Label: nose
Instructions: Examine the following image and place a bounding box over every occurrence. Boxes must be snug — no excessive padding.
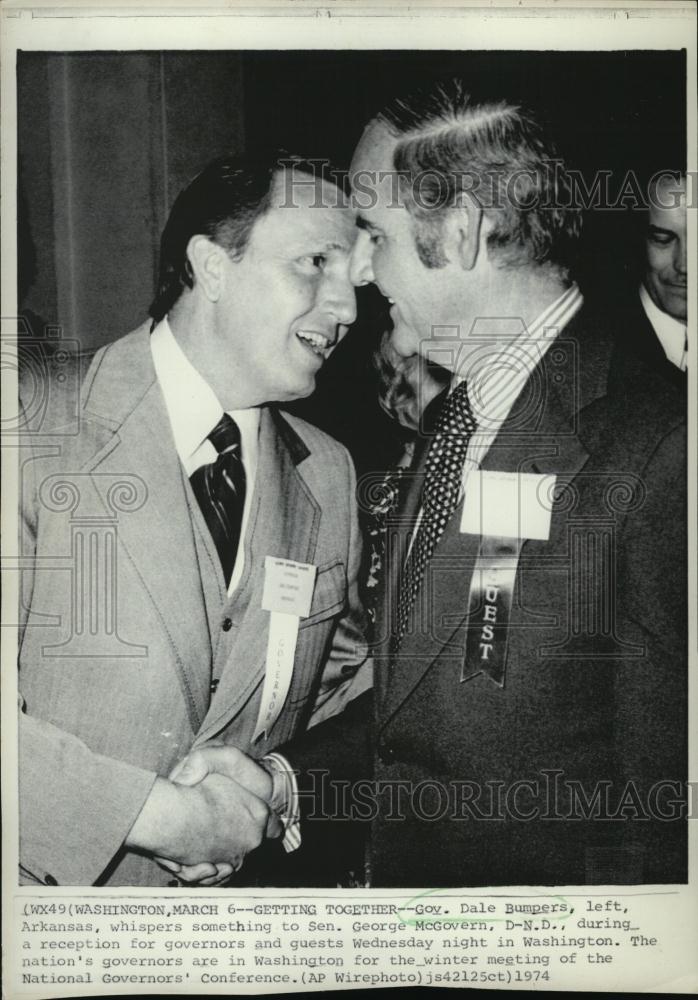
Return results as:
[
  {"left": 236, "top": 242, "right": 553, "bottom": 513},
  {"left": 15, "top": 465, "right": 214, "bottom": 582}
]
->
[
  {"left": 349, "top": 230, "right": 375, "bottom": 287},
  {"left": 322, "top": 264, "right": 357, "bottom": 327},
  {"left": 673, "top": 235, "right": 687, "bottom": 276}
]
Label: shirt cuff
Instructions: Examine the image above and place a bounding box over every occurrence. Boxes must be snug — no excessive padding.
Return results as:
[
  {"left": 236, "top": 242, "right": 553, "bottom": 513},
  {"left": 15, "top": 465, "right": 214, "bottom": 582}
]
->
[{"left": 262, "top": 752, "right": 301, "bottom": 853}]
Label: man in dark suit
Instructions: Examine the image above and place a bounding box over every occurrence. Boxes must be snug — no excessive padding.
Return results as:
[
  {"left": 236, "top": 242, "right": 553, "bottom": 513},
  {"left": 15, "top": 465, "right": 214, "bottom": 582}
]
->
[
  {"left": 256, "top": 83, "right": 686, "bottom": 887},
  {"left": 177, "top": 86, "right": 687, "bottom": 888},
  {"left": 18, "top": 153, "right": 371, "bottom": 886}
]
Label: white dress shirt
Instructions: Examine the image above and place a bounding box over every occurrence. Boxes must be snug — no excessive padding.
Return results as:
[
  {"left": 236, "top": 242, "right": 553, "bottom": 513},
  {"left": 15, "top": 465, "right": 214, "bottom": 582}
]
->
[
  {"left": 639, "top": 283, "right": 688, "bottom": 371},
  {"left": 150, "top": 318, "right": 260, "bottom": 595},
  {"left": 457, "top": 282, "right": 584, "bottom": 485},
  {"left": 151, "top": 318, "right": 300, "bottom": 855}
]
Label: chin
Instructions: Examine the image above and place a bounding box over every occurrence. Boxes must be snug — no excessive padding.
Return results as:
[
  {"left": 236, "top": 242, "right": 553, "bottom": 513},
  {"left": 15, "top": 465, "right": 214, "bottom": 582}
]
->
[
  {"left": 660, "top": 293, "right": 687, "bottom": 322},
  {"left": 278, "top": 378, "right": 316, "bottom": 403},
  {"left": 392, "top": 329, "right": 420, "bottom": 359}
]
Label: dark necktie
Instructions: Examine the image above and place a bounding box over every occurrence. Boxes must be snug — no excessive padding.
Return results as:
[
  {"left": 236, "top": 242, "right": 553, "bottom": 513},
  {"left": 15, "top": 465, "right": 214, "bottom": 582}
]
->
[
  {"left": 189, "top": 414, "right": 246, "bottom": 587},
  {"left": 393, "top": 381, "right": 477, "bottom": 650}
]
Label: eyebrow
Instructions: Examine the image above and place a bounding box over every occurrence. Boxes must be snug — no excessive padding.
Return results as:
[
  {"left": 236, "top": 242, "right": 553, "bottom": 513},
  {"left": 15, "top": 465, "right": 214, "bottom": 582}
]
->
[
  {"left": 648, "top": 225, "right": 677, "bottom": 237},
  {"left": 355, "top": 215, "right": 381, "bottom": 233},
  {"left": 288, "top": 238, "right": 351, "bottom": 255}
]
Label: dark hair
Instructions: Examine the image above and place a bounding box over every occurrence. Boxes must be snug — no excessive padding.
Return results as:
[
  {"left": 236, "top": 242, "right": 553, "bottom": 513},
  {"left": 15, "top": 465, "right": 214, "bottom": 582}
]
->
[
  {"left": 149, "top": 151, "right": 340, "bottom": 322},
  {"left": 376, "top": 79, "right": 582, "bottom": 274}
]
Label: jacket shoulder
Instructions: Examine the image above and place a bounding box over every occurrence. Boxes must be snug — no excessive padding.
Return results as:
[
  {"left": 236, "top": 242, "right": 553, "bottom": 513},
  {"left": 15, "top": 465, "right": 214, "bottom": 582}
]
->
[
  {"left": 572, "top": 306, "right": 685, "bottom": 445},
  {"left": 17, "top": 322, "right": 151, "bottom": 436},
  {"left": 607, "top": 338, "right": 685, "bottom": 439},
  {"left": 18, "top": 340, "right": 99, "bottom": 436}
]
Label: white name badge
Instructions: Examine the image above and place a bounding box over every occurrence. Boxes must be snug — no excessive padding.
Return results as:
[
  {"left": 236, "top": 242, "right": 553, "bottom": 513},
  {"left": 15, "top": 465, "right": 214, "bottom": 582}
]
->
[
  {"left": 460, "top": 470, "right": 556, "bottom": 541},
  {"left": 254, "top": 558, "right": 317, "bottom": 742},
  {"left": 262, "top": 556, "right": 317, "bottom": 617}
]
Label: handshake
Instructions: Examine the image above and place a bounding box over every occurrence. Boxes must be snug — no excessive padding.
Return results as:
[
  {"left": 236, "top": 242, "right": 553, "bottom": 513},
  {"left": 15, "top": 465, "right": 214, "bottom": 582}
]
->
[{"left": 126, "top": 745, "right": 285, "bottom": 886}]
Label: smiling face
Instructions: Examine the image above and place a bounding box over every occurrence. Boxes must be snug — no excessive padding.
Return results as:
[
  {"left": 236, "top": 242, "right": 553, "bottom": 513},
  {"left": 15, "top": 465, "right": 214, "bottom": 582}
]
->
[
  {"left": 202, "top": 169, "right": 357, "bottom": 407},
  {"left": 644, "top": 176, "right": 687, "bottom": 322},
  {"left": 348, "top": 123, "right": 469, "bottom": 369}
]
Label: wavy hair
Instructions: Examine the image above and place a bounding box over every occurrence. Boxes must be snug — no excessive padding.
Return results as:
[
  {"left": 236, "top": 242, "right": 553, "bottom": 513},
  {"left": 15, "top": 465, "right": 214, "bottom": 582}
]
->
[{"left": 376, "top": 80, "right": 582, "bottom": 274}]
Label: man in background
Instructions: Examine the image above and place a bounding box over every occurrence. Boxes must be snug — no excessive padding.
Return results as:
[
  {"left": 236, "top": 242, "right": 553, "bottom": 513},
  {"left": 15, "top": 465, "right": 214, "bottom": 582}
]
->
[
  {"left": 639, "top": 171, "right": 688, "bottom": 378},
  {"left": 615, "top": 171, "right": 688, "bottom": 389},
  {"left": 18, "top": 153, "right": 370, "bottom": 886}
]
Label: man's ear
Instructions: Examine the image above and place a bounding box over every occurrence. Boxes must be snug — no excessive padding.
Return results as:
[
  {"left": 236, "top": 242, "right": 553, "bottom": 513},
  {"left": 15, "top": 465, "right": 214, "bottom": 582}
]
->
[
  {"left": 444, "top": 192, "right": 483, "bottom": 271},
  {"left": 186, "top": 235, "right": 225, "bottom": 302}
]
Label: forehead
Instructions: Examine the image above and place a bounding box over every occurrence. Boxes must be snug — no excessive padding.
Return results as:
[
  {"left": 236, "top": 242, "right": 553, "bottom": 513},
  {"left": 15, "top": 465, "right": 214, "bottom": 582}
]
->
[
  {"left": 350, "top": 123, "right": 405, "bottom": 220},
  {"left": 249, "top": 170, "right": 355, "bottom": 252},
  {"left": 648, "top": 178, "right": 687, "bottom": 232},
  {"left": 351, "top": 122, "right": 397, "bottom": 175}
]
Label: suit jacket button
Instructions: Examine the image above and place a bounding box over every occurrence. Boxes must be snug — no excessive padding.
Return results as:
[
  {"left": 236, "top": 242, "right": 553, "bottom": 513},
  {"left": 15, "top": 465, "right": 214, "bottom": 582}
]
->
[
  {"left": 44, "top": 873, "right": 58, "bottom": 886},
  {"left": 222, "top": 617, "right": 233, "bottom": 631}
]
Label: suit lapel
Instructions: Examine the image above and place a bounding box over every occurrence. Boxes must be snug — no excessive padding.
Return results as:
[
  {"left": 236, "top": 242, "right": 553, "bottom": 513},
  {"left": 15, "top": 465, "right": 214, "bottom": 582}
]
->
[
  {"left": 381, "top": 328, "right": 598, "bottom": 725},
  {"left": 195, "top": 407, "right": 321, "bottom": 743},
  {"left": 80, "top": 326, "right": 211, "bottom": 729}
]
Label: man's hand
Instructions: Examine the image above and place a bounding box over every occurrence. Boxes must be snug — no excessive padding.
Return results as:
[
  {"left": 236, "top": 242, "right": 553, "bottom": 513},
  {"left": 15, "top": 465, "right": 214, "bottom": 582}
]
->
[
  {"left": 156, "top": 744, "right": 283, "bottom": 885},
  {"left": 171, "top": 744, "right": 274, "bottom": 802},
  {"left": 126, "top": 769, "right": 271, "bottom": 879}
]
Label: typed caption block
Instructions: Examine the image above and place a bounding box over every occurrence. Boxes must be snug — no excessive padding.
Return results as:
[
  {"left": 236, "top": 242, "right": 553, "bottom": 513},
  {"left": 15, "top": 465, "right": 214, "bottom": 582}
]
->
[{"left": 6, "top": 887, "right": 697, "bottom": 996}]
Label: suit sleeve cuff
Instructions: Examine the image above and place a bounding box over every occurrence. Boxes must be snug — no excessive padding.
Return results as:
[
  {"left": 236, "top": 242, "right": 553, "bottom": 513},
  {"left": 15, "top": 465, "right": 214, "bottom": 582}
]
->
[{"left": 262, "top": 752, "right": 301, "bottom": 853}]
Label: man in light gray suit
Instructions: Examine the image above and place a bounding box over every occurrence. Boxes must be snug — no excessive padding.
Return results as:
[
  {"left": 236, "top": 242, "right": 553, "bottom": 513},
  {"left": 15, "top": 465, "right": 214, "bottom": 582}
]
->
[{"left": 18, "top": 153, "right": 371, "bottom": 887}]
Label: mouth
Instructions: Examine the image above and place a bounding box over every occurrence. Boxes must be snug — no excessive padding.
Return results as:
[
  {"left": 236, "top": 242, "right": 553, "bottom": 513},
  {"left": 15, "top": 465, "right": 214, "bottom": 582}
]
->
[{"left": 296, "top": 329, "right": 335, "bottom": 360}]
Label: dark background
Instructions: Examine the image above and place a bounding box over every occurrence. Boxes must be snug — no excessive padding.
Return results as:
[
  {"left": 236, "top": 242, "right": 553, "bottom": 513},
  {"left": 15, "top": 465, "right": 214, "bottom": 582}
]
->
[{"left": 17, "top": 49, "right": 686, "bottom": 471}]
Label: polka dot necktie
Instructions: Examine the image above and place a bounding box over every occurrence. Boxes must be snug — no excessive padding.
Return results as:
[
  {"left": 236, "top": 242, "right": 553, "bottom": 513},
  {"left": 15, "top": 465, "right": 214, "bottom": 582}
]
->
[
  {"left": 189, "top": 413, "right": 246, "bottom": 587},
  {"left": 393, "top": 381, "right": 477, "bottom": 651}
]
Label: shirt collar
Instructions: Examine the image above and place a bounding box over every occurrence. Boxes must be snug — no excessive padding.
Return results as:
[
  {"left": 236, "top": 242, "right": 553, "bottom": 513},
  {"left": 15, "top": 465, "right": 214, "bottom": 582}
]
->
[
  {"left": 150, "top": 317, "right": 260, "bottom": 466},
  {"left": 639, "top": 284, "right": 688, "bottom": 370},
  {"left": 452, "top": 283, "right": 584, "bottom": 428}
]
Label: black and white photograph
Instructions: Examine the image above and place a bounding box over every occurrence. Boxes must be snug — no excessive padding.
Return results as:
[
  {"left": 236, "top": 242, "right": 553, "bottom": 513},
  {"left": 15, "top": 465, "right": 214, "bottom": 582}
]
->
[{"left": 2, "top": 2, "right": 696, "bottom": 995}]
